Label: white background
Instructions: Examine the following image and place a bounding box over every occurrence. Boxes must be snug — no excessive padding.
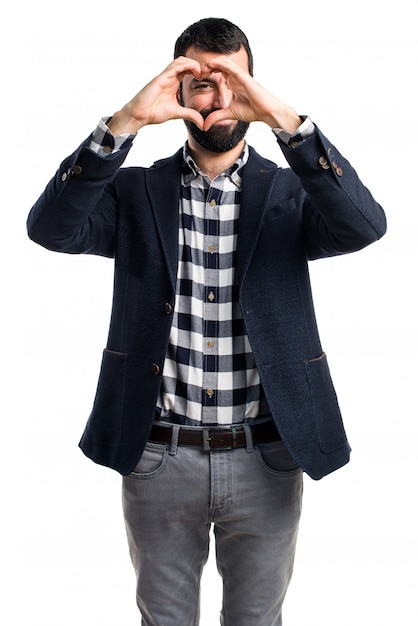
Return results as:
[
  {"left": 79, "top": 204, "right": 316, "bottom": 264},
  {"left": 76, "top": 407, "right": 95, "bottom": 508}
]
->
[{"left": 1, "top": 1, "right": 417, "bottom": 624}]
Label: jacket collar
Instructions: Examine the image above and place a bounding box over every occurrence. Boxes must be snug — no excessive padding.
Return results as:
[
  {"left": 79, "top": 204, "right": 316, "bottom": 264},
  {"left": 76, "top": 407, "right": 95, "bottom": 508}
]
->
[
  {"left": 236, "top": 147, "right": 279, "bottom": 287},
  {"left": 144, "top": 146, "right": 279, "bottom": 292}
]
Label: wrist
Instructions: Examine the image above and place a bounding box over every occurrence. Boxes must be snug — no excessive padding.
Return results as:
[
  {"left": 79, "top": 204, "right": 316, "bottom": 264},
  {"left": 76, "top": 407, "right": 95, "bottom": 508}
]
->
[
  {"left": 266, "top": 107, "right": 302, "bottom": 134},
  {"left": 106, "top": 107, "right": 145, "bottom": 137}
]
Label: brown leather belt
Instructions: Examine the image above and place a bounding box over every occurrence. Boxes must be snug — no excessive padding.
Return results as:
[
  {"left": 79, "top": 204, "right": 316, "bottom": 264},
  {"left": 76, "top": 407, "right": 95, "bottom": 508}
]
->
[{"left": 148, "top": 420, "right": 280, "bottom": 451}]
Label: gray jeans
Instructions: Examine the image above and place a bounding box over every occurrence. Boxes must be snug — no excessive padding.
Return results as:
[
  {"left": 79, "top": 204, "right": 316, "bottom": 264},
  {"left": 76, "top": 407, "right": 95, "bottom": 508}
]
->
[{"left": 122, "top": 428, "right": 303, "bottom": 626}]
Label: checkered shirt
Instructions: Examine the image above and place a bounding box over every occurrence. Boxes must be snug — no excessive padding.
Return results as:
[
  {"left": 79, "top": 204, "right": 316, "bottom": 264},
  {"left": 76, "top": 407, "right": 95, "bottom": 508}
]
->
[
  {"left": 154, "top": 144, "right": 268, "bottom": 426},
  {"left": 89, "top": 116, "right": 314, "bottom": 426}
]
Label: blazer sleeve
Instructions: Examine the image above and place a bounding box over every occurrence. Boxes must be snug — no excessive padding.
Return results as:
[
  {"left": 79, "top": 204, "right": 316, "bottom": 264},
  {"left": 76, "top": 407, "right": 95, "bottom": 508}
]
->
[
  {"left": 27, "top": 136, "right": 132, "bottom": 257},
  {"left": 277, "top": 124, "right": 387, "bottom": 259}
]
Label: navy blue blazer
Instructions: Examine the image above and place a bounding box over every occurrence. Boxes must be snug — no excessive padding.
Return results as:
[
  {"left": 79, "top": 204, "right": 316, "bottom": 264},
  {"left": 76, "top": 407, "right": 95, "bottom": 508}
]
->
[{"left": 27, "top": 125, "right": 386, "bottom": 479}]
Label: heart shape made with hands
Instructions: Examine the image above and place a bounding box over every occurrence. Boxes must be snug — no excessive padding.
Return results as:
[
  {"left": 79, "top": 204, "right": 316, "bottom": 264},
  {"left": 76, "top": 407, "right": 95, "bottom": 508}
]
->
[{"left": 175, "top": 49, "right": 254, "bottom": 130}]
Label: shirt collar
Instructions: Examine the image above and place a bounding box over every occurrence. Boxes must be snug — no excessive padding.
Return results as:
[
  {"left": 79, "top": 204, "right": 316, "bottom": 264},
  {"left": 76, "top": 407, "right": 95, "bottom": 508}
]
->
[{"left": 182, "top": 142, "right": 249, "bottom": 187}]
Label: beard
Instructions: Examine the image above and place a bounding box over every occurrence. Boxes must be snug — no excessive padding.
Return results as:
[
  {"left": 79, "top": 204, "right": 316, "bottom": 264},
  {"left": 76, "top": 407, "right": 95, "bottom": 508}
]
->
[{"left": 184, "top": 109, "right": 250, "bottom": 153}]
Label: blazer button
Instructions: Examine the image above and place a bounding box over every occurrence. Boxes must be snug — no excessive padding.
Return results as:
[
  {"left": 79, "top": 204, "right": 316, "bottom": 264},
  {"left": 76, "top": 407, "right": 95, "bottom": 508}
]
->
[
  {"left": 72, "top": 164, "right": 83, "bottom": 175},
  {"left": 152, "top": 363, "right": 161, "bottom": 375},
  {"left": 319, "top": 156, "right": 330, "bottom": 169},
  {"left": 164, "top": 303, "right": 173, "bottom": 315}
]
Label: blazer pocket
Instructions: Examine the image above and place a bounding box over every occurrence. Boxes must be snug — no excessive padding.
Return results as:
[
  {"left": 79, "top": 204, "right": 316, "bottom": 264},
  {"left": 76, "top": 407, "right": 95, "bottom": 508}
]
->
[
  {"left": 262, "top": 197, "right": 297, "bottom": 223},
  {"left": 86, "top": 349, "right": 128, "bottom": 446},
  {"left": 304, "top": 352, "right": 348, "bottom": 453}
]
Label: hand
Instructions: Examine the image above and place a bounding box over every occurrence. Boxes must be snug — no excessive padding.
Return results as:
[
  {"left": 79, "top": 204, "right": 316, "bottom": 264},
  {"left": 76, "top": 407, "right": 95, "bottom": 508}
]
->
[
  {"left": 107, "top": 57, "right": 207, "bottom": 136},
  {"left": 200, "top": 55, "right": 301, "bottom": 134}
]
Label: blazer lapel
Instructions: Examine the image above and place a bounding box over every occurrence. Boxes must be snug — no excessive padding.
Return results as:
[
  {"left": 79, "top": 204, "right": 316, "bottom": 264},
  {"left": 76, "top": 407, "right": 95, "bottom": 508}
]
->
[
  {"left": 236, "top": 149, "right": 279, "bottom": 288},
  {"left": 144, "top": 149, "right": 183, "bottom": 292}
]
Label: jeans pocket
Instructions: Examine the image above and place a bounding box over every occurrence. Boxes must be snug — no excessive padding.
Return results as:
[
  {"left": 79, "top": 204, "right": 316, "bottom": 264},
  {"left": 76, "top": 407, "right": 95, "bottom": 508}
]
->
[
  {"left": 129, "top": 443, "right": 168, "bottom": 479},
  {"left": 255, "top": 439, "right": 301, "bottom": 476}
]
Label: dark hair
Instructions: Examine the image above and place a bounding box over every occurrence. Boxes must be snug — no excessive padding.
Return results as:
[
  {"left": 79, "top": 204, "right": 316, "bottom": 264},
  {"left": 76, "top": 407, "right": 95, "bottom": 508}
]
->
[{"left": 174, "top": 17, "right": 253, "bottom": 76}]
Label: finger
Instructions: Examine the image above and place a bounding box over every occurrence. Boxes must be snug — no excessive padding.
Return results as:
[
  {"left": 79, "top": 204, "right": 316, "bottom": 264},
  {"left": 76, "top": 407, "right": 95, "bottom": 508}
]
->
[
  {"left": 203, "top": 108, "right": 235, "bottom": 131},
  {"left": 179, "top": 107, "right": 205, "bottom": 129},
  {"left": 153, "top": 60, "right": 200, "bottom": 95},
  {"left": 170, "top": 56, "right": 203, "bottom": 81},
  {"left": 205, "top": 55, "right": 242, "bottom": 76}
]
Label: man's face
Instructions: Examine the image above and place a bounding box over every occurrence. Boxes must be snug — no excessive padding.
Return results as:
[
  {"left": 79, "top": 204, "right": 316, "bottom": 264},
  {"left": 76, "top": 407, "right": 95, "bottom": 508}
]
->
[{"left": 180, "top": 46, "right": 250, "bottom": 153}]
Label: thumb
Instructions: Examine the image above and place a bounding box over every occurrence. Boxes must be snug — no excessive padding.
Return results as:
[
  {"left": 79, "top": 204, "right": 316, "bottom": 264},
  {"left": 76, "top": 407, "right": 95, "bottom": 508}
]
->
[
  {"left": 180, "top": 107, "right": 205, "bottom": 129},
  {"left": 202, "top": 107, "right": 234, "bottom": 131}
]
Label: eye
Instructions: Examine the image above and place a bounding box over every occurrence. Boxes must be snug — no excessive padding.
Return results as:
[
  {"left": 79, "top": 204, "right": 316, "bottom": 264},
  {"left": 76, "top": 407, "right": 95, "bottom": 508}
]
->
[{"left": 194, "top": 82, "right": 213, "bottom": 91}]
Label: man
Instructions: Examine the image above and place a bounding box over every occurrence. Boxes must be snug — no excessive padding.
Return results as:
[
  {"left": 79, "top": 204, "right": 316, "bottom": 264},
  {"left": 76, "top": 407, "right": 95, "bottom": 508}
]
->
[{"left": 27, "top": 17, "right": 386, "bottom": 626}]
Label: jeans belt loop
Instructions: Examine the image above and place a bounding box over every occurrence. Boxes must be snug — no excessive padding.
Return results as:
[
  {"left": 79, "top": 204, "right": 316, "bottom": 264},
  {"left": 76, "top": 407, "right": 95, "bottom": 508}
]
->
[
  {"left": 243, "top": 423, "right": 254, "bottom": 452},
  {"left": 169, "top": 424, "right": 180, "bottom": 456},
  {"left": 231, "top": 425, "right": 239, "bottom": 449},
  {"left": 203, "top": 428, "right": 212, "bottom": 452}
]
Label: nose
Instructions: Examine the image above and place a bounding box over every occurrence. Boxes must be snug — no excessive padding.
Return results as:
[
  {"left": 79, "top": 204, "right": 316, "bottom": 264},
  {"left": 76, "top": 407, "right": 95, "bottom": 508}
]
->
[{"left": 213, "top": 82, "right": 232, "bottom": 109}]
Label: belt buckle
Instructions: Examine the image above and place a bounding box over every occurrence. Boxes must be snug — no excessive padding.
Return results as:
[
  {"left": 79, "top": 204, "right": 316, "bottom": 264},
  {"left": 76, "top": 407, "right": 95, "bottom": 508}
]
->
[
  {"left": 202, "top": 426, "right": 242, "bottom": 452},
  {"left": 203, "top": 428, "right": 212, "bottom": 452}
]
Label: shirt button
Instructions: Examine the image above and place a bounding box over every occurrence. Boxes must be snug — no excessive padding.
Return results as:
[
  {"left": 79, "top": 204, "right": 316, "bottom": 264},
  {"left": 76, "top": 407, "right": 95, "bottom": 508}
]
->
[
  {"left": 207, "top": 389, "right": 215, "bottom": 398},
  {"left": 209, "top": 199, "right": 216, "bottom": 207},
  {"left": 208, "top": 291, "right": 216, "bottom": 302},
  {"left": 207, "top": 340, "right": 215, "bottom": 348},
  {"left": 208, "top": 244, "right": 216, "bottom": 254},
  {"left": 103, "top": 145, "right": 112, "bottom": 154}
]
